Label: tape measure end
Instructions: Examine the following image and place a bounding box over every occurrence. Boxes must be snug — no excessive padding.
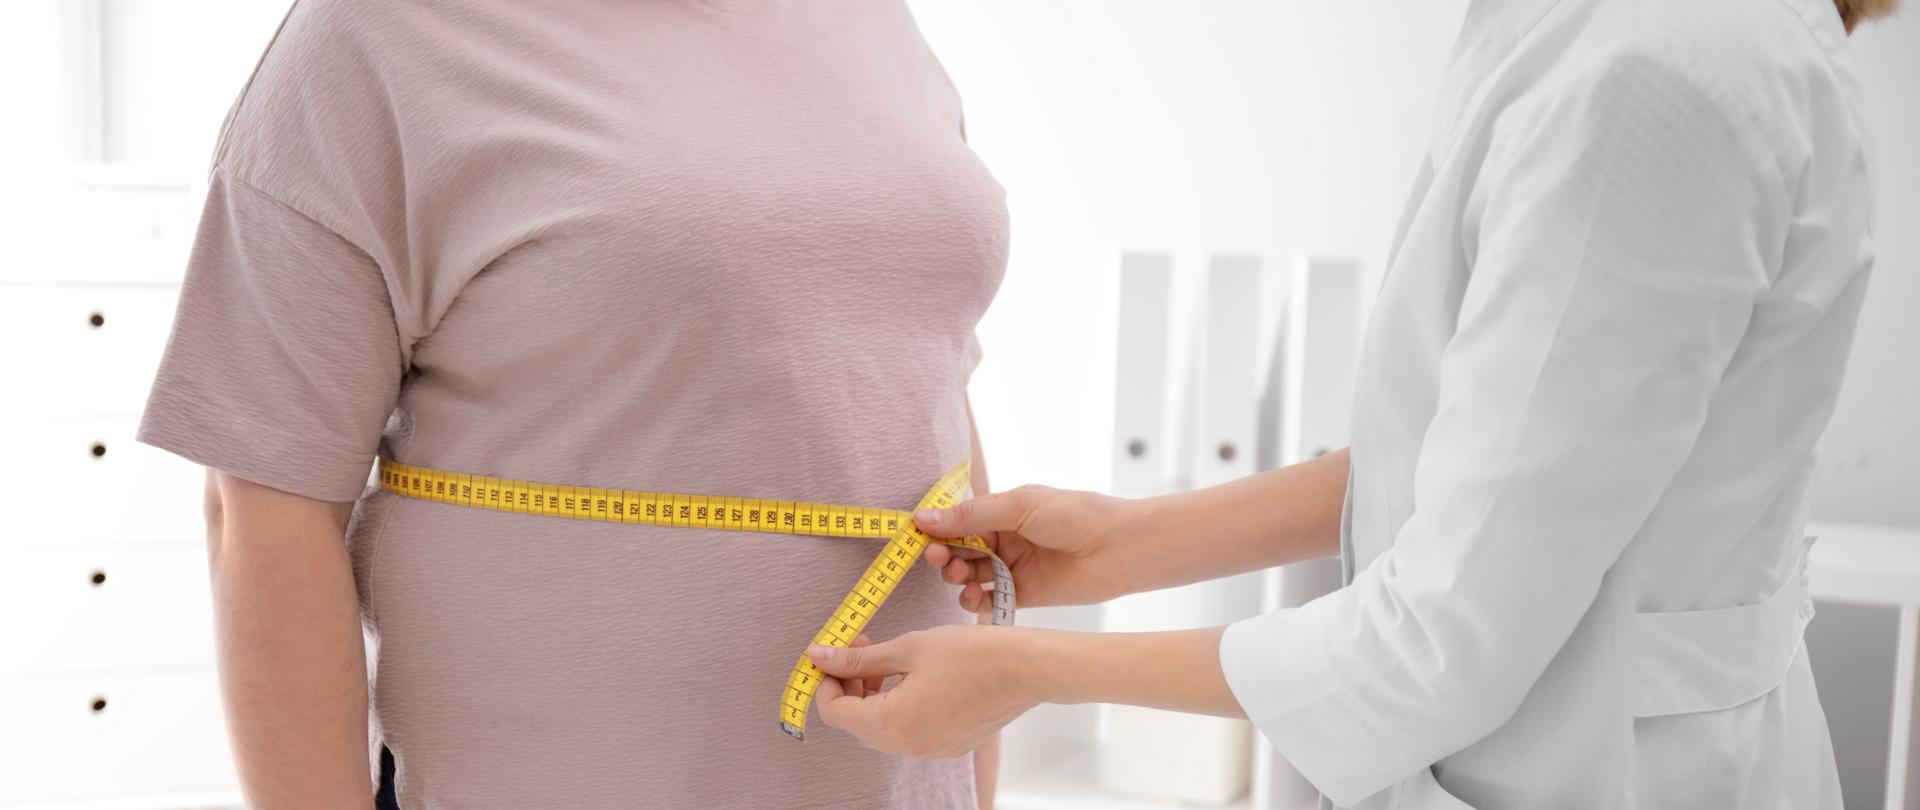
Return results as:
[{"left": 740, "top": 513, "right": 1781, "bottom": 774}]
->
[{"left": 780, "top": 723, "right": 807, "bottom": 742}]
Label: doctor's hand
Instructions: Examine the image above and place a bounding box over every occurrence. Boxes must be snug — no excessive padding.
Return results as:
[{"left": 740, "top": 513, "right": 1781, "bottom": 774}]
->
[
  {"left": 925, "top": 452, "right": 1354, "bottom": 610},
  {"left": 916, "top": 486, "right": 1139, "bottom": 610},
  {"left": 810, "top": 624, "right": 1243, "bottom": 759},
  {"left": 809, "top": 625, "right": 1043, "bottom": 758}
]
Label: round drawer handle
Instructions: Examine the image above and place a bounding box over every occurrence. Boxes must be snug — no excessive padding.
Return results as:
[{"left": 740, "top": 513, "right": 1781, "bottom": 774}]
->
[
  {"left": 1217, "top": 442, "right": 1237, "bottom": 462},
  {"left": 90, "top": 570, "right": 107, "bottom": 586},
  {"left": 88, "top": 312, "right": 105, "bottom": 328},
  {"left": 91, "top": 442, "right": 107, "bottom": 459},
  {"left": 1126, "top": 438, "right": 1148, "bottom": 459},
  {"left": 90, "top": 697, "right": 108, "bottom": 713}
]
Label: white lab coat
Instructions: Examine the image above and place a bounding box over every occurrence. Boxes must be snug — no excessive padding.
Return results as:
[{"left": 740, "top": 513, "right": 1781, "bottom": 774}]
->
[{"left": 1218, "top": 0, "right": 1874, "bottom": 806}]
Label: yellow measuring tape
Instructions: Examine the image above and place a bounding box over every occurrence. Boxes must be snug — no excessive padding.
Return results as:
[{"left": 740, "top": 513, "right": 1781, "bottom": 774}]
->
[{"left": 374, "top": 457, "right": 1016, "bottom": 741}]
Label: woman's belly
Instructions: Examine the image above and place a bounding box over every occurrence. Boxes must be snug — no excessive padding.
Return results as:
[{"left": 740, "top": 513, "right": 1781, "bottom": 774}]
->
[{"left": 349, "top": 482, "right": 978, "bottom": 808}]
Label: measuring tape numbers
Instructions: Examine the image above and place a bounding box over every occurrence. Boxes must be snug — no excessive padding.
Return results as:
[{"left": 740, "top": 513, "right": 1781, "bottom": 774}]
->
[{"left": 374, "top": 457, "right": 1016, "bottom": 741}]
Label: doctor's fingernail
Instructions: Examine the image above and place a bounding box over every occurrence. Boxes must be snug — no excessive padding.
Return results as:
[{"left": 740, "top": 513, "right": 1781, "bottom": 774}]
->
[
  {"left": 914, "top": 508, "right": 943, "bottom": 527},
  {"left": 808, "top": 644, "right": 835, "bottom": 662}
]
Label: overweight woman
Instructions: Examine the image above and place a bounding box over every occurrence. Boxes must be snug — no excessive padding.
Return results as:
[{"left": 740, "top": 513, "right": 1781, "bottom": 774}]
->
[
  {"left": 137, "top": 0, "right": 1006, "bottom": 807},
  {"left": 807, "top": 0, "right": 1896, "bottom": 806}
]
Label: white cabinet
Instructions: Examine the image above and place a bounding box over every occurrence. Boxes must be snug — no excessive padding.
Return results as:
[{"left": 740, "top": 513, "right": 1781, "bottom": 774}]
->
[
  {"left": 0, "top": 670, "right": 238, "bottom": 808},
  {"left": 2, "top": 169, "right": 238, "bottom": 805},
  {"left": 2, "top": 179, "right": 197, "bottom": 286},
  {"left": 1804, "top": 523, "right": 1920, "bottom": 810},
  {"left": 1, "top": 286, "right": 181, "bottom": 418},
  {"left": 0, "top": 417, "right": 207, "bottom": 546},
  {"left": 0, "top": 545, "right": 215, "bottom": 677},
  {"left": 3, "top": 5, "right": 310, "bottom": 807},
  {"left": 0, "top": 279, "right": 237, "bottom": 808}
]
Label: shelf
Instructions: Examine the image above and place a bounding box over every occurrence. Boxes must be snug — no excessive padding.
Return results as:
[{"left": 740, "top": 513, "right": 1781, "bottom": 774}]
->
[
  {"left": 9, "top": 790, "right": 240, "bottom": 810},
  {"left": 1805, "top": 521, "right": 1920, "bottom": 607},
  {"left": 1000, "top": 747, "right": 1252, "bottom": 810}
]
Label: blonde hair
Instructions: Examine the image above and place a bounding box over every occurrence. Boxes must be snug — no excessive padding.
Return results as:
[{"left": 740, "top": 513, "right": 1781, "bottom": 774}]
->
[{"left": 1837, "top": 0, "right": 1902, "bottom": 32}]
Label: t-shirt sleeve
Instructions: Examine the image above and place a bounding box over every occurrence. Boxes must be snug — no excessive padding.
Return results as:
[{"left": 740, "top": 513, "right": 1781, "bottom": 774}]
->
[{"left": 136, "top": 166, "right": 405, "bottom": 503}]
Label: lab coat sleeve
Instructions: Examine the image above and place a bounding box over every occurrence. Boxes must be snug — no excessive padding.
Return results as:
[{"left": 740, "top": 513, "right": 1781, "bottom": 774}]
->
[{"left": 1218, "top": 51, "right": 1788, "bottom": 805}]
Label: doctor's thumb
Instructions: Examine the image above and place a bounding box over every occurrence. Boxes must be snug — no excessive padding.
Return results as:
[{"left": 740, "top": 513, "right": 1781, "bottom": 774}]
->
[
  {"left": 915, "top": 489, "right": 1034, "bottom": 539},
  {"left": 809, "top": 639, "right": 906, "bottom": 679}
]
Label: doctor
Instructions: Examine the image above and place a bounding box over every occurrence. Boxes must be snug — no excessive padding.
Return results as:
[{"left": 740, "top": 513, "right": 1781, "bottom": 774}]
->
[{"left": 804, "top": 0, "right": 1898, "bottom": 805}]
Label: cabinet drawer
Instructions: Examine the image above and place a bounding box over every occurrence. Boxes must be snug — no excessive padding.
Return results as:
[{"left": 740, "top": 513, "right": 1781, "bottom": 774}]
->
[
  {"left": 32, "top": 236, "right": 195, "bottom": 288},
  {"left": 5, "top": 179, "right": 197, "bottom": 285},
  {"left": 0, "top": 670, "right": 239, "bottom": 807},
  {"left": 0, "top": 286, "right": 182, "bottom": 418},
  {"left": 0, "top": 285, "right": 43, "bottom": 399},
  {"left": 0, "top": 545, "right": 215, "bottom": 677},
  {"left": 0, "top": 418, "right": 206, "bottom": 545}
]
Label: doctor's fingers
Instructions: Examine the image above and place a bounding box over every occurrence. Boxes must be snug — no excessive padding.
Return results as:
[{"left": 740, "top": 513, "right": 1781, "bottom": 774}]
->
[
  {"left": 930, "top": 549, "right": 1000, "bottom": 587},
  {"left": 811, "top": 635, "right": 884, "bottom": 699},
  {"left": 816, "top": 688, "right": 910, "bottom": 753},
  {"left": 915, "top": 487, "right": 1048, "bottom": 539},
  {"left": 921, "top": 541, "right": 966, "bottom": 570},
  {"left": 959, "top": 581, "right": 998, "bottom": 615},
  {"left": 809, "top": 633, "right": 916, "bottom": 681},
  {"left": 847, "top": 634, "right": 882, "bottom": 697},
  {"left": 817, "top": 685, "right": 969, "bottom": 759}
]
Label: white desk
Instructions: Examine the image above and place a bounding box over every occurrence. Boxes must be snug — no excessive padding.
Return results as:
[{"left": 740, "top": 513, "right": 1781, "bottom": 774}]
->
[{"left": 1808, "top": 521, "right": 1920, "bottom": 810}]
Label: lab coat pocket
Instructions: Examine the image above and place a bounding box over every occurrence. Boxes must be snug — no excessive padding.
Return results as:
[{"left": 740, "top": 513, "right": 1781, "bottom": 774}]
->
[
  {"left": 1393, "top": 767, "right": 1479, "bottom": 810},
  {"left": 1341, "top": 766, "right": 1480, "bottom": 810},
  {"left": 1631, "top": 536, "right": 1817, "bottom": 718}
]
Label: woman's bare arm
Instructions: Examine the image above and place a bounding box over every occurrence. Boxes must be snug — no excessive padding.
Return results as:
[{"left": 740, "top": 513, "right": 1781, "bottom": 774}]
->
[{"left": 204, "top": 469, "right": 370, "bottom": 808}]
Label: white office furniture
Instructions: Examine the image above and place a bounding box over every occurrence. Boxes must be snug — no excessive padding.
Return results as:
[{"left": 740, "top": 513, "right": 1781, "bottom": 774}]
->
[
  {"left": 1250, "top": 257, "right": 1361, "bottom": 810},
  {"left": 2, "top": 8, "right": 243, "bottom": 804},
  {"left": 0, "top": 172, "right": 242, "bottom": 809},
  {"left": 1001, "top": 253, "right": 1361, "bottom": 810},
  {"left": 1110, "top": 252, "right": 1174, "bottom": 499},
  {"left": 1101, "top": 255, "right": 1264, "bottom": 806},
  {"left": 1805, "top": 522, "right": 1920, "bottom": 810}
]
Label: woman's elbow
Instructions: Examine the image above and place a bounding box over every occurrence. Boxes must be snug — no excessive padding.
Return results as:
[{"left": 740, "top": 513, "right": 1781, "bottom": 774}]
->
[
  {"left": 202, "top": 468, "right": 228, "bottom": 558},
  {"left": 199, "top": 470, "right": 355, "bottom": 565}
]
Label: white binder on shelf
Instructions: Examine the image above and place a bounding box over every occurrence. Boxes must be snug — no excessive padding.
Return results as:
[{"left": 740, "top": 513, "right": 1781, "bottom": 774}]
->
[
  {"left": 1105, "top": 254, "right": 1265, "bottom": 633},
  {"left": 1252, "top": 256, "right": 1362, "bottom": 810},
  {"left": 1111, "top": 252, "right": 1175, "bottom": 499},
  {"left": 1000, "top": 252, "right": 1174, "bottom": 793},
  {"left": 1189, "top": 253, "right": 1263, "bottom": 491},
  {"left": 1003, "top": 253, "right": 1365, "bottom": 810},
  {"left": 1279, "top": 256, "right": 1360, "bottom": 468},
  {"left": 1101, "top": 254, "right": 1265, "bottom": 807}
]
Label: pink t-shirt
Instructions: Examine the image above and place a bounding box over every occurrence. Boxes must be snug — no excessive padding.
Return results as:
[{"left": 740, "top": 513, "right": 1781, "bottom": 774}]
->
[{"left": 136, "top": 0, "right": 1007, "bottom": 807}]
